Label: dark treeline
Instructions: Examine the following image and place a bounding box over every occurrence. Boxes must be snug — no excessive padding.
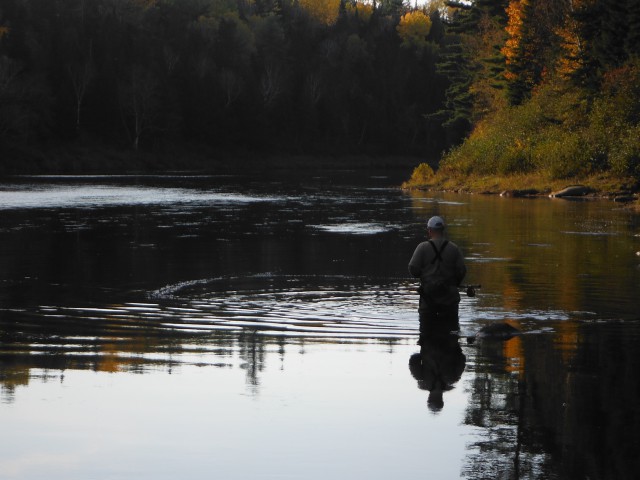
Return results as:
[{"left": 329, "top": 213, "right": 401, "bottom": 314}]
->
[{"left": 0, "top": 0, "right": 460, "bottom": 162}]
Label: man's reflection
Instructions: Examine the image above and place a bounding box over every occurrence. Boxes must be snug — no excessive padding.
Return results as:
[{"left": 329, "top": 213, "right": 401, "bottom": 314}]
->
[{"left": 409, "top": 327, "right": 466, "bottom": 413}]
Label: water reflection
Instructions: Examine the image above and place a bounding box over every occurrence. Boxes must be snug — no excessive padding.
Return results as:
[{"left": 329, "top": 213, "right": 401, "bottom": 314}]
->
[
  {"left": 0, "top": 308, "right": 313, "bottom": 404},
  {"left": 407, "top": 189, "right": 640, "bottom": 320},
  {"left": 409, "top": 331, "right": 466, "bottom": 412},
  {"left": 1, "top": 174, "right": 640, "bottom": 479},
  {"left": 461, "top": 318, "right": 640, "bottom": 480}
]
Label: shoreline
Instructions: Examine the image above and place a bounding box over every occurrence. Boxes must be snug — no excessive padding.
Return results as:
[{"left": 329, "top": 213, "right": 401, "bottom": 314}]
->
[{"left": 401, "top": 171, "right": 640, "bottom": 205}]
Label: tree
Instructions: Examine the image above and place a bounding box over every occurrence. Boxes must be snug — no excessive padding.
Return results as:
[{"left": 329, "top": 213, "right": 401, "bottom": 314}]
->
[
  {"left": 120, "top": 66, "right": 159, "bottom": 150},
  {"left": 299, "top": 0, "right": 342, "bottom": 26},
  {"left": 397, "top": 10, "right": 432, "bottom": 51},
  {"left": 434, "top": 1, "right": 509, "bottom": 146},
  {"left": 0, "top": 56, "right": 50, "bottom": 145},
  {"left": 378, "top": 0, "right": 406, "bottom": 17},
  {"left": 502, "top": 0, "right": 570, "bottom": 104},
  {"left": 67, "top": 41, "right": 94, "bottom": 134}
]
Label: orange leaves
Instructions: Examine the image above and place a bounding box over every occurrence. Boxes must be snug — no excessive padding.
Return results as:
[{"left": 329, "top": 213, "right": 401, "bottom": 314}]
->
[
  {"left": 555, "top": 17, "right": 583, "bottom": 78},
  {"left": 502, "top": 0, "right": 527, "bottom": 73}
]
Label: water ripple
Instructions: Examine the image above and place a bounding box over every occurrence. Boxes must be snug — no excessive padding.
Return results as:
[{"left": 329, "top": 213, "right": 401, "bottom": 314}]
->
[{"left": 27, "top": 275, "right": 422, "bottom": 340}]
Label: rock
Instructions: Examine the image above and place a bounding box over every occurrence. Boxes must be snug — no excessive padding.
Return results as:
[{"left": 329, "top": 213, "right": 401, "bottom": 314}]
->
[
  {"left": 500, "top": 189, "right": 539, "bottom": 198},
  {"left": 614, "top": 196, "right": 636, "bottom": 203},
  {"left": 466, "top": 322, "right": 521, "bottom": 344},
  {"left": 549, "top": 185, "right": 592, "bottom": 198}
]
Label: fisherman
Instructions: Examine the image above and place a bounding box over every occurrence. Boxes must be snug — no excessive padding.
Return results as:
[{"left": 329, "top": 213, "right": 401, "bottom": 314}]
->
[{"left": 408, "top": 216, "right": 466, "bottom": 339}]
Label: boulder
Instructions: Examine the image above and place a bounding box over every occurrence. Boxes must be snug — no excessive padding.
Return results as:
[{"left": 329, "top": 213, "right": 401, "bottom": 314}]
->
[{"left": 549, "top": 185, "right": 592, "bottom": 198}]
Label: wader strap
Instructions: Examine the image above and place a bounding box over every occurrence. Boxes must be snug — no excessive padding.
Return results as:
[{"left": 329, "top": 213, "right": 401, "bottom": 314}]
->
[{"left": 428, "top": 240, "right": 449, "bottom": 264}]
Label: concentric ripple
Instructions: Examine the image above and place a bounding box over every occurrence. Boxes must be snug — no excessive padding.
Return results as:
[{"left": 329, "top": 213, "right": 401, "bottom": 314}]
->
[{"left": 32, "top": 275, "right": 421, "bottom": 341}]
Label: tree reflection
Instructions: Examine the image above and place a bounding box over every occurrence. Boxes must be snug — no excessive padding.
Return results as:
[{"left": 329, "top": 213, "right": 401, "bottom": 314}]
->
[
  {"left": 0, "top": 308, "right": 262, "bottom": 403},
  {"left": 462, "top": 321, "right": 640, "bottom": 480},
  {"left": 238, "top": 331, "right": 267, "bottom": 392}
]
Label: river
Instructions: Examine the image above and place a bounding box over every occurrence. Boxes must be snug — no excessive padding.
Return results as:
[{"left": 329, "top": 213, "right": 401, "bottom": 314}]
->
[{"left": 1, "top": 170, "right": 639, "bottom": 479}]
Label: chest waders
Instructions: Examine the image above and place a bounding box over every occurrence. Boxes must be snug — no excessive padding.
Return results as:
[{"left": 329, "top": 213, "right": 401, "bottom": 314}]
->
[{"left": 418, "top": 240, "right": 449, "bottom": 300}]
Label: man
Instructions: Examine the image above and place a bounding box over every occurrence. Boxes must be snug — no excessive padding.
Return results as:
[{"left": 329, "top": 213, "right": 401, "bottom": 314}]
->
[{"left": 408, "top": 216, "right": 466, "bottom": 337}]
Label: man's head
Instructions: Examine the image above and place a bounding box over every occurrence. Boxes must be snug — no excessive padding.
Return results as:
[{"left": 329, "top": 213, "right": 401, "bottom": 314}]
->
[{"left": 427, "top": 216, "right": 445, "bottom": 238}]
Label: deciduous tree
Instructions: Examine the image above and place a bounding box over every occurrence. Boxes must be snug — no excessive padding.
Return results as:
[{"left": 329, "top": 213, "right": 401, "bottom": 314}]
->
[{"left": 397, "top": 10, "right": 432, "bottom": 51}]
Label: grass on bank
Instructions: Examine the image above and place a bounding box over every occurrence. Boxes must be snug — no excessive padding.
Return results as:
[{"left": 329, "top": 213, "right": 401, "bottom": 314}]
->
[{"left": 402, "top": 162, "right": 638, "bottom": 197}]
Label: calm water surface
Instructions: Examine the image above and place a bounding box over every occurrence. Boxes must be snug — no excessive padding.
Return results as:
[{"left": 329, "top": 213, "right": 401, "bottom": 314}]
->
[{"left": 1, "top": 170, "right": 639, "bottom": 479}]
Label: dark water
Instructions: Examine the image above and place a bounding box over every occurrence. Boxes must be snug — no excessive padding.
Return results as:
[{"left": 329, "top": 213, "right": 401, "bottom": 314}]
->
[{"left": 1, "top": 171, "right": 639, "bottom": 479}]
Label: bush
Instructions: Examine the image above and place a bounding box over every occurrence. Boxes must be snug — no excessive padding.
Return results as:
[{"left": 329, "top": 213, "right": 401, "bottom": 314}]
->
[
  {"left": 406, "top": 162, "right": 435, "bottom": 185},
  {"left": 438, "top": 68, "right": 640, "bottom": 181},
  {"left": 609, "top": 125, "right": 640, "bottom": 179},
  {"left": 531, "top": 130, "right": 592, "bottom": 179}
]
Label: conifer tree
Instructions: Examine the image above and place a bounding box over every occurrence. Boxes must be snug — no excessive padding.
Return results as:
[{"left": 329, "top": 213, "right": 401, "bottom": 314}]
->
[{"left": 435, "top": 0, "right": 508, "bottom": 145}]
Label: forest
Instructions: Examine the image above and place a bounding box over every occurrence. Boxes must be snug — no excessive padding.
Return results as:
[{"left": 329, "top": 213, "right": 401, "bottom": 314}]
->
[
  {"left": 0, "top": 0, "right": 457, "bottom": 169},
  {"left": 408, "top": 0, "right": 640, "bottom": 188},
  {"left": 1, "top": 0, "right": 639, "bottom": 181}
]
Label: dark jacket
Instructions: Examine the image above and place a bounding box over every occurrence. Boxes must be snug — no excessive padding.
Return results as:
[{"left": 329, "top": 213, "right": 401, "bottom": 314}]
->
[{"left": 408, "top": 238, "right": 466, "bottom": 306}]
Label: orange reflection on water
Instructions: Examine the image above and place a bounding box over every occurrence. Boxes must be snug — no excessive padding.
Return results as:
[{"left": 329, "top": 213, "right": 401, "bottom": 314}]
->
[
  {"left": 96, "top": 341, "right": 124, "bottom": 373},
  {"left": 501, "top": 281, "right": 524, "bottom": 311},
  {"left": 553, "top": 321, "right": 579, "bottom": 363},
  {"left": 502, "top": 326, "right": 525, "bottom": 377}
]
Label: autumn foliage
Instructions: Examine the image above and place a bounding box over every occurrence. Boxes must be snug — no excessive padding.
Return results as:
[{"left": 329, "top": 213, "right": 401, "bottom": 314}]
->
[
  {"left": 397, "top": 11, "right": 432, "bottom": 50},
  {"left": 435, "top": 0, "right": 640, "bottom": 182},
  {"left": 299, "top": 0, "right": 341, "bottom": 26}
]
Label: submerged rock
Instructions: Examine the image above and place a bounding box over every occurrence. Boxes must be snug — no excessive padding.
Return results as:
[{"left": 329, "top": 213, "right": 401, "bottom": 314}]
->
[{"left": 466, "top": 322, "right": 520, "bottom": 344}]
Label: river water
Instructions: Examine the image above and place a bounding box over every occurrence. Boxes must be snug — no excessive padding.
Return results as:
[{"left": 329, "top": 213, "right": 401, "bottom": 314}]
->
[{"left": 1, "top": 170, "right": 639, "bottom": 479}]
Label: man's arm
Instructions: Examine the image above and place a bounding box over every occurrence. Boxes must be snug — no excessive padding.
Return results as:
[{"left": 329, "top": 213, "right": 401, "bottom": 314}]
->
[
  {"left": 455, "top": 249, "right": 467, "bottom": 286},
  {"left": 408, "top": 244, "right": 424, "bottom": 278}
]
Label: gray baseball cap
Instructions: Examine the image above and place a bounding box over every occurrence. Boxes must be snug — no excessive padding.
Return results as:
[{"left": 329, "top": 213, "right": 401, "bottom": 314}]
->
[{"left": 427, "top": 216, "right": 445, "bottom": 229}]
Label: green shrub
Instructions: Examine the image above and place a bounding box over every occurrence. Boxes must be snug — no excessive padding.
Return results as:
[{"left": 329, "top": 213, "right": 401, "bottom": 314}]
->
[
  {"left": 496, "top": 143, "right": 532, "bottom": 175},
  {"left": 437, "top": 63, "right": 640, "bottom": 182},
  {"left": 609, "top": 125, "right": 640, "bottom": 179},
  {"left": 407, "top": 162, "right": 435, "bottom": 185},
  {"left": 531, "top": 130, "right": 592, "bottom": 179}
]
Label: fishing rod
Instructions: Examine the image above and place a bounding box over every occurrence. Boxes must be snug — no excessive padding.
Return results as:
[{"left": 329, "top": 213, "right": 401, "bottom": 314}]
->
[{"left": 416, "top": 284, "right": 481, "bottom": 298}]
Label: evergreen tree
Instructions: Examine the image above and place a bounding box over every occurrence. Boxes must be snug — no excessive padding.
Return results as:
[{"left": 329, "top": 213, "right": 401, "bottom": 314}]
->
[{"left": 435, "top": 0, "right": 508, "bottom": 146}]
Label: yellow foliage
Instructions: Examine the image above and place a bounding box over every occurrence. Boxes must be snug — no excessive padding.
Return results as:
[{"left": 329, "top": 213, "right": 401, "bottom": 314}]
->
[
  {"left": 396, "top": 11, "right": 432, "bottom": 50},
  {"left": 556, "top": 21, "right": 582, "bottom": 78},
  {"left": 406, "top": 163, "right": 435, "bottom": 186},
  {"left": 299, "top": 0, "right": 341, "bottom": 26},
  {"left": 346, "top": 1, "right": 374, "bottom": 24}
]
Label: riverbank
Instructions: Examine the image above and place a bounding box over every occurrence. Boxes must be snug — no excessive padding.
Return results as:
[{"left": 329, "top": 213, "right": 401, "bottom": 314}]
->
[
  {"left": 401, "top": 165, "right": 640, "bottom": 203},
  {"left": 401, "top": 167, "right": 640, "bottom": 212}
]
